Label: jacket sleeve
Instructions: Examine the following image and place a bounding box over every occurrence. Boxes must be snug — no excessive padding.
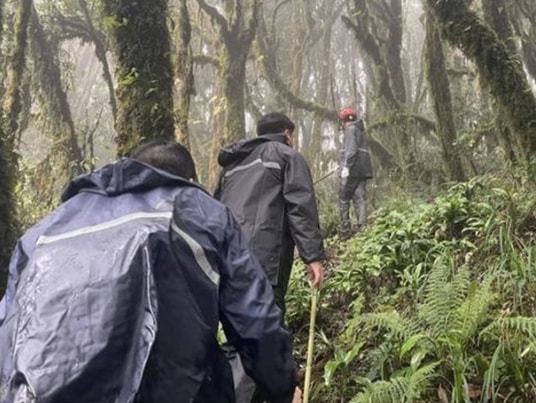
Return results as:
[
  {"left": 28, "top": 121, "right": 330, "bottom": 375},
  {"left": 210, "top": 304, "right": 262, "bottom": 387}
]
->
[
  {"left": 218, "top": 207, "right": 296, "bottom": 401},
  {"left": 341, "top": 124, "right": 359, "bottom": 168},
  {"left": 283, "top": 151, "right": 326, "bottom": 264},
  {"left": 0, "top": 241, "right": 29, "bottom": 326}
]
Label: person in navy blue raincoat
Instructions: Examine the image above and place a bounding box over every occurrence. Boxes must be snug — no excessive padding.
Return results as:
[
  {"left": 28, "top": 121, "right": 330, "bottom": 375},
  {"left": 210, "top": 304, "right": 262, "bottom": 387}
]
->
[{"left": 0, "top": 141, "right": 296, "bottom": 403}]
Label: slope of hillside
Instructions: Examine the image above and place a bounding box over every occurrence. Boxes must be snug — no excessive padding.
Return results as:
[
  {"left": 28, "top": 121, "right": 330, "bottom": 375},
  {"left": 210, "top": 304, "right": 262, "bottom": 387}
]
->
[{"left": 287, "top": 176, "right": 536, "bottom": 402}]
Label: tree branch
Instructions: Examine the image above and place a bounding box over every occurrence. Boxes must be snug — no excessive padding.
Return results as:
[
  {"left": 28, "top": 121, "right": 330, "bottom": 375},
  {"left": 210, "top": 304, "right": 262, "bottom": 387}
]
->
[
  {"left": 193, "top": 54, "right": 219, "bottom": 68},
  {"left": 367, "top": 112, "right": 436, "bottom": 133},
  {"left": 196, "top": 0, "right": 229, "bottom": 32}
]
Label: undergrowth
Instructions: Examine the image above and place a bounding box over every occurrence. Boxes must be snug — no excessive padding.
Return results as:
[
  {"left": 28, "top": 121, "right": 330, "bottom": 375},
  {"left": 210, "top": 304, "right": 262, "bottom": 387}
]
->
[{"left": 287, "top": 176, "right": 536, "bottom": 402}]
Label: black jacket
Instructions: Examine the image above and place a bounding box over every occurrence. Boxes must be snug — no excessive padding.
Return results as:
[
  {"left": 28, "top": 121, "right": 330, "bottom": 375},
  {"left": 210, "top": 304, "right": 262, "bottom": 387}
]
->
[
  {"left": 215, "top": 134, "right": 325, "bottom": 287},
  {"left": 0, "top": 159, "right": 295, "bottom": 403},
  {"left": 340, "top": 120, "right": 373, "bottom": 179}
]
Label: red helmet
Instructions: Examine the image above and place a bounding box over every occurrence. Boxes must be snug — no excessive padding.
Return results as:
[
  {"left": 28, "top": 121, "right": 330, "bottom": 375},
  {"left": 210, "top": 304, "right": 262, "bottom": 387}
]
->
[{"left": 338, "top": 107, "right": 358, "bottom": 122}]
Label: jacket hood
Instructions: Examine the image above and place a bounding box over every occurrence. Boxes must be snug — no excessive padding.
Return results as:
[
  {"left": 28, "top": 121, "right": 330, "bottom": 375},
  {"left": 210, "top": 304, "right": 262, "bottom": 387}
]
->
[
  {"left": 62, "top": 158, "right": 198, "bottom": 202},
  {"left": 218, "top": 133, "right": 288, "bottom": 168}
]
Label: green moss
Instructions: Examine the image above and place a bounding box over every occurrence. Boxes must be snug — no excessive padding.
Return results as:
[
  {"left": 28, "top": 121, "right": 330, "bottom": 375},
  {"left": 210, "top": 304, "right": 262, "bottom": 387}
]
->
[
  {"left": 427, "top": 0, "right": 536, "bottom": 158},
  {"left": 102, "top": 0, "right": 175, "bottom": 156}
]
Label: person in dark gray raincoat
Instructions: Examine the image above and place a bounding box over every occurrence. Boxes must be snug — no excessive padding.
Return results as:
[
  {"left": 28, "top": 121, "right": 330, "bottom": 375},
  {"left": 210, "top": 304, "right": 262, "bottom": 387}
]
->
[
  {"left": 215, "top": 113, "right": 325, "bottom": 313},
  {"left": 338, "top": 107, "right": 373, "bottom": 238},
  {"left": 215, "top": 113, "right": 324, "bottom": 403},
  {"left": 0, "top": 141, "right": 296, "bottom": 403}
]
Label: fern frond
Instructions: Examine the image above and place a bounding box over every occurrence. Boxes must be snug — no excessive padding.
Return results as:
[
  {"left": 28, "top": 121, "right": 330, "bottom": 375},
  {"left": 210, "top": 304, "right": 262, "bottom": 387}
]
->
[
  {"left": 352, "top": 362, "right": 439, "bottom": 403},
  {"left": 352, "top": 377, "right": 412, "bottom": 403},
  {"left": 410, "top": 361, "right": 440, "bottom": 387},
  {"left": 361, "top": 311, "right": 419, "bottom": 341},
  {"left": 420, "top": 264, "right": 470, "bottom": 337},
  {"left": 453, "top": 276, "right": 495, "bottom": 343},
  {"left": 482, "top": 317, "right": 536, "bottom": 341}
]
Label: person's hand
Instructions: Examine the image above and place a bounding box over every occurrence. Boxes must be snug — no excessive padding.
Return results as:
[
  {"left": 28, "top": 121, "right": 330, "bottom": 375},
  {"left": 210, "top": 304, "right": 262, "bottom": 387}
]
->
[
  {"left": 341, "top": 167, "right": 349, "bottom": 178},
  {"left": 307, "top": 261, "right": 325, "bottom": 289},
  {"left": 292, "top": 387, "right": 302, "bottom": 403}
]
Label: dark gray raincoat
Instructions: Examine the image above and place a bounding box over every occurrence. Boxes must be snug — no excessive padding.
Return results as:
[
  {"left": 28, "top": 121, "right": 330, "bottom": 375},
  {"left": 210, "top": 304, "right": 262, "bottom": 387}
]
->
[
  {"left": 215, "top": 134, "right": 325, "bottom": 307},
  {"left": 340, "top": 120, "right": 373, "bottom": 179},
  {"left": 0, "top": 159, "right": 295, "bottom": 403}
]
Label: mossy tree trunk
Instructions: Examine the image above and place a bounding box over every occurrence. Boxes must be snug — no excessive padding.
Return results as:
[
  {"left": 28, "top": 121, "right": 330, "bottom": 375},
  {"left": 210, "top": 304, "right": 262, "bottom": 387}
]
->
[
  {"left": 30, "top": 6, "right": 83, "bottom": 203},
  {"left": 197, "top": 0, "right": 259, "bottom": 144},
  {"left": 425, "top": 0, "right": 536, "bottom": 158},
  {"left": 0, "top": 0, "right": 33, "bottom": 277},
  {"left": 424, "top": 10, "right": 465, "bottom": 182},
  {"left": 2, "top": 0, "right": 33, "bottom": 139},
  {"left": 386, "top": 0, "right": 407, "bottom": 105},
  {"left": 0, "top": 0, "right": 4, "bottom": 85},
  {"left": 102, "top": 0, "right": 175, "bottom": 156},
  {"left": 482, "top": 0, "right": 518, "bottom": 162},
  {"left": 174, "top": 0, "right": 194, "bottom": 149}
]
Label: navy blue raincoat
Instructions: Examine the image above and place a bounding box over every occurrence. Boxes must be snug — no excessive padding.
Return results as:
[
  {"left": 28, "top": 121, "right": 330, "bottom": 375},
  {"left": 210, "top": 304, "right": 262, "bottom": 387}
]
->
[{"left": 0, "top": 159, "right": 295, "bottom": 403}]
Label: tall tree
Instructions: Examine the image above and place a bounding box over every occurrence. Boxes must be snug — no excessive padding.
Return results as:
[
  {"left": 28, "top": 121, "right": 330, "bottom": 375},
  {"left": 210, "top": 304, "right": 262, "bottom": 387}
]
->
[
  {"left": 175, "top": 0, "right": 194, "bottom": 149},
  {"left": 196, "top": 0, "right": 260, "bottom": 143},
  {"left": 482, "top": 0, "right": 518, "bottom": 162},
  {"left": 424, "top": 10, "right": 465, "bottom": 181},
  {"left": 0, "top": 0, "right": 32, "bottom": 278},
  {"left": 30, "top": 5, "right": 83, "bottom": 202},
  {"left": 3, "top": 0, "right": 33, "bottom": 138},
  {"left": 102, "top": 0, "right": 175, "bottom": 156},
  {"left": 385, "top": 0, "right": 407, "bottom": 104},
  {"left": 425, "top": 0, "right": 536, "bottom": 158}
]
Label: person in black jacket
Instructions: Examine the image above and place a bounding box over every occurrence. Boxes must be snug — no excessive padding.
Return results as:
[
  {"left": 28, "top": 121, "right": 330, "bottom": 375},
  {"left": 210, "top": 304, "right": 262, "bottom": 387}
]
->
[
  {"left": 216, "top": 113, "right": 324, "bottom": 403},
  {"left": 215, "top": 113, "right": 326, "bottom": 313},
  {"left": 338, "top": 107, "right": 373, "bottom": 238},
  {"left": 0, "top": 141, "right": 296, "bottom": 403}
]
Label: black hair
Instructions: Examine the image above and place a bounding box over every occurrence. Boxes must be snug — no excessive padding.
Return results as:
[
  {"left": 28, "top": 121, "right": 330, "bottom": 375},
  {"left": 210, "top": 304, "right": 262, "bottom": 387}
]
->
[
  {"left": 130, "top": 140, "right": 197, "bottom": 180},
  {"left": 256, "top": 112, "right": 295, "bottom": 136}
]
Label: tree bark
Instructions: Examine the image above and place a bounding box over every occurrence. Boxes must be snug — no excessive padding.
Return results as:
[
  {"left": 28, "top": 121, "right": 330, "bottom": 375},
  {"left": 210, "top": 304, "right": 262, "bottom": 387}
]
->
[
  {"left": 0, "top": 0, "right": 33, "bottom": 277},
  {"left": 386, "top": 0, "right": 407, "bottom": 104},
  {"left": 425, "top": 0, "right": 536, "bottom": 157},
  {"left": 197, "top": 0, "right": 259, "bottom": 144},
  {"left": 424, "top": 10, "right": 465, "bottom": 181},
  {"left": 2, "top": 0, "right": 33, "bottom": 139},
  {"left": 482, "top": 0, "right": 518, "bottom": 162},
  {"left": 174, "top": 0, "right": 195, "bottom": 149},
  {"left": 30, "top": 5, "right": 83, "bottom": 202},
  {"left": 102, "top": 0, "right": 175, "bottom": 156}
]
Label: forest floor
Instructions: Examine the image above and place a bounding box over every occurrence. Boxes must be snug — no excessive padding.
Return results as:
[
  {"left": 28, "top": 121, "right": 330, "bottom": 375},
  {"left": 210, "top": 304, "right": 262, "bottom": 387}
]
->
[{"left": 287, "top": 174, "right": 536, "bottom": 402}]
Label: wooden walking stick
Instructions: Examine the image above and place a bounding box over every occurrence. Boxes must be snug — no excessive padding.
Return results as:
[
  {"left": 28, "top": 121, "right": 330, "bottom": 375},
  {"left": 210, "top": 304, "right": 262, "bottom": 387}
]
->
[{"left": 303, "top": 286, "right": 319, "bottom": 403}]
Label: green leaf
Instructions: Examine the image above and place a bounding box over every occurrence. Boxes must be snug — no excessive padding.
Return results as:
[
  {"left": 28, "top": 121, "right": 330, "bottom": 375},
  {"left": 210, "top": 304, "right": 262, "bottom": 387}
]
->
[
  {"left": 324, "top": 360, "right": 340, "bottom": 386},
  {"left": 400, "top": 334, "right": 427, "bottom": 359}
]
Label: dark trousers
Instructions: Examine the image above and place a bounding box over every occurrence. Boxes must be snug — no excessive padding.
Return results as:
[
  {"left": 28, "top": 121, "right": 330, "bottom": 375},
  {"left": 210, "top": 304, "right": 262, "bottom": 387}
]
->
[{"left": 339, "top": 177, "right": 367, "bottom": 233}]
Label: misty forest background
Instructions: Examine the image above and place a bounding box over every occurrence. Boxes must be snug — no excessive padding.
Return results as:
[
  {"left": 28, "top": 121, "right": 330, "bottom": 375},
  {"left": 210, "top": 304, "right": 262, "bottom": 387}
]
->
[{"left": 2, "top": 0, "right": 536, "bottom": 401}]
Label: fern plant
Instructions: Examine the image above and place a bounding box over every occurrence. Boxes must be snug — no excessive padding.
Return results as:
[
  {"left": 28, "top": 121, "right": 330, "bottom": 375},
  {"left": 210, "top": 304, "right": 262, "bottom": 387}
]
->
[
  {"left": 345, "top": 262, "right": 498, "bottom": 402},
  {"left": 352, "top": 362, "right": 439, "bottom": 403}
]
